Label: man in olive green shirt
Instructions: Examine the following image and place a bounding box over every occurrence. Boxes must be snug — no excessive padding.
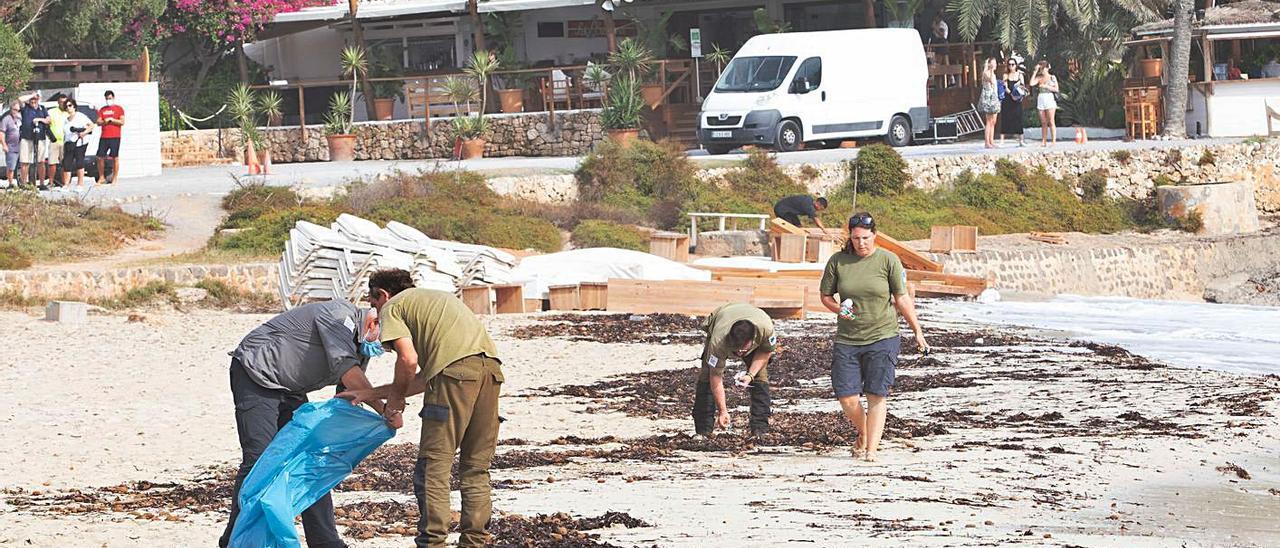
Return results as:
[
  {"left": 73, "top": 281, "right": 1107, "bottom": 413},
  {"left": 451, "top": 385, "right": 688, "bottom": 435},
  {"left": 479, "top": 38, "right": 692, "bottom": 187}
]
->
[
  {"left": 693, "top": 302, "right": 777, "bottom": 436},
  {"left": 341, "top": 269, "right": 504, "bottom": 548}
]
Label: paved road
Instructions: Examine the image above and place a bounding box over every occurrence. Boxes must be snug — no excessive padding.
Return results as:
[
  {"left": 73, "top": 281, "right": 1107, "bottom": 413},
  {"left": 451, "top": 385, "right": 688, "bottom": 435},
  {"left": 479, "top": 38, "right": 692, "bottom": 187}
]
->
[{"left": 34, "top": 136, "right": 1242, "bottom": 203}]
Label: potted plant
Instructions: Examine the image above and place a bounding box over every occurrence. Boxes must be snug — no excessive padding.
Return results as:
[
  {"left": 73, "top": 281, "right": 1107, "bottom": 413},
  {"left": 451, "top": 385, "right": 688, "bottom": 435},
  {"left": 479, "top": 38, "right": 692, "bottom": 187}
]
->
[
  {"left": 323, "top": 92, "right": 357, "bottom": 162},
  {"left": 463, "top": 50, "right": 500, "bottom": 114},
  {"left": 442, "top": 76, "right": 479, "bottom": 115},
  {"left": 259, "top": 90, "right": 284, "bottom": 127},
  {"left": 340, "top": 45, "right": 368, "bottom": 124},
  {"left": 369, "top": 52, "right": 404, "bottom": 120},
  {"left": 493, "top": 49, "right": 527, "bottom": 114},
  {"left": 1138, "top": 49, "right": 1162, "bottom": 79},
  {"left": 610, "top": 39, "right": 662, "bottom": 108},
  {"left": 450, "top": 114, "right": 489, "bottom": 159},
  {"left": 704, "top": 44, "right": 732, "bottom": 78},
  {"left": 228, "top": 83, "right": 265, "bottom": 168},
  {"left": 601, "top": 77, "right": 644, "bottom": 146}
]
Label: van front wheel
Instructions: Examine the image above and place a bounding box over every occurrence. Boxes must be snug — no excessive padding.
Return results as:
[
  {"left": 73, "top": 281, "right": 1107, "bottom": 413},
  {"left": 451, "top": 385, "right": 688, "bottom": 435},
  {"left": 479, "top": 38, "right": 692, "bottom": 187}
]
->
[
  {"left": 776, "top": 120, "right": 802, "bottom": 152},
  {"left": 885, "top": 115, "right": 912, "bottom": 147}
]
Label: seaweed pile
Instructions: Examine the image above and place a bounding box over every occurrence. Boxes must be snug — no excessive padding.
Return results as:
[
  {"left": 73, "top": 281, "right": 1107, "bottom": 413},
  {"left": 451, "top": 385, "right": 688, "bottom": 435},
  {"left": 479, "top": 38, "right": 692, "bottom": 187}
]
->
[
  {"left": 336, "top": 501, "right": 650, "bottom": 545},
  {"left": 509, "top": 314, "right": 703, "bottom": 344}
]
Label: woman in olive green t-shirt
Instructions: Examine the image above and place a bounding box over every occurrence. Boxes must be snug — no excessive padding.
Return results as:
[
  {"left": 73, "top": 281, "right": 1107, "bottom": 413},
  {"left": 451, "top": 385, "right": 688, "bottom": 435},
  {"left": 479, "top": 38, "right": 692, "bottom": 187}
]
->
[{"left": 819, "top": 213, "right": 930, "bottom": 462}]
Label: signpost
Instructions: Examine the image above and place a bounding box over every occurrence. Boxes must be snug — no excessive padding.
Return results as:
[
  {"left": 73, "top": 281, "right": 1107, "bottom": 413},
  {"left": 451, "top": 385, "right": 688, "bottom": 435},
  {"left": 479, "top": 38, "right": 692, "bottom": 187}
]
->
[{"left": 690, "top": 28, "right": 702, "bottom": 101}]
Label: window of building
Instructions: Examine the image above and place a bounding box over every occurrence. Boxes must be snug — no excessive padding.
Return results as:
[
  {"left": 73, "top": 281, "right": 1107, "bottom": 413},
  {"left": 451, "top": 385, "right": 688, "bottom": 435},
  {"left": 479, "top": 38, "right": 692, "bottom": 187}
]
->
[{"left": 537, "top": 22, "right": 565, "bottom": 37}]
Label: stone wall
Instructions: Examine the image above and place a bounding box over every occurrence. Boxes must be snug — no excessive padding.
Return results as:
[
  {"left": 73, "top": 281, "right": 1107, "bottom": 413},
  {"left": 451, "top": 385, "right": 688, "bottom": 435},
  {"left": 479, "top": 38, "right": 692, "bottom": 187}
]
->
[
  {"left": 161, "top": 110, "right": 606, "bottom": 164},
  {"left": 0, "top": 263, "right": 279, "bottom": 301},
  {"left": 937, "top": 228, "right": 1280, "bottom": 300}
]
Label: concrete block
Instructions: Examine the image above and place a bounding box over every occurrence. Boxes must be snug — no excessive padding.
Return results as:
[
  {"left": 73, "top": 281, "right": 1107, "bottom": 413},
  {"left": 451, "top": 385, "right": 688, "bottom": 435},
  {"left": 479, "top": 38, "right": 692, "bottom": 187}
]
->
[
  {"left": 1156, "top": 180, "right": 1261, "bottom": 236},
  {"left": 45, "top": 301, "right": 88, "bottom": 323}
]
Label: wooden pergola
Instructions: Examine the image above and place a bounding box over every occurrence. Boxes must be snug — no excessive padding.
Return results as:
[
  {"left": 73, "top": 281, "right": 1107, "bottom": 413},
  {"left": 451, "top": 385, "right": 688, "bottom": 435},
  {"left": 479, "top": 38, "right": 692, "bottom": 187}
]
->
[{"left": 27, "top": 50, "right": 150, "bottom": 86}]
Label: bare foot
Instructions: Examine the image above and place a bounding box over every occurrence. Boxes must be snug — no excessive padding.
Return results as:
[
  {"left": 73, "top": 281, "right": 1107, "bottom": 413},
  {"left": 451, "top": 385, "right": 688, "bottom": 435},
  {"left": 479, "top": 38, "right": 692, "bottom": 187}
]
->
[{"left": 864, "top": 451, "right": 879, "bottom": 462}]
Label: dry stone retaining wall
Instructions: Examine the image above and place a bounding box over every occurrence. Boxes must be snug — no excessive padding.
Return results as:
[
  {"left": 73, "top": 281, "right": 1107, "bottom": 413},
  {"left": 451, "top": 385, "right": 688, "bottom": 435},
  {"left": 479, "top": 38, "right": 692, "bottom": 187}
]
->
[
  {"left": 938, "top": 228, "right": 1280, "bottom": 300},
  {"left": 0, "top": 264, "right": 278, "bottom": 301},
  {"left": 161, "top": 110, "right": 605, "bottom": 164}
]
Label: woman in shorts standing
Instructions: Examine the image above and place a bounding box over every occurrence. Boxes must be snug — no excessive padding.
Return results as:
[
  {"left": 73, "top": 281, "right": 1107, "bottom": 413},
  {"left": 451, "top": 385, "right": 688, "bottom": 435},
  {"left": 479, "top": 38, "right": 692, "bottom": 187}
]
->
[
  {"left": 1033, "top": 60, "right": 1060, "bottom": 146},
  {"left": 820, "top": 213, "right": 929, "bottom": 462},
  {"left": 977, "top": 58, "right": 1001, "bottom": 149}
]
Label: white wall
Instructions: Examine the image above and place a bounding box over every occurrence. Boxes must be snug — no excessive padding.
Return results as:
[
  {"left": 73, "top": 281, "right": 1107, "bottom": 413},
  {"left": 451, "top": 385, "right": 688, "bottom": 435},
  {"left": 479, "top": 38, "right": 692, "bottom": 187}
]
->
[
  {"left": 76, "top": 83, "right": 161, "bottom": 179},
  {"left": 1186, "top": 84, "right": 1209, "bottom": 137},
  {"left": 1203, "top": 79, "right": 1280, "bottom": 137},
  {"left": 246, "top": 26, "right": 345, "bottom": 81}
]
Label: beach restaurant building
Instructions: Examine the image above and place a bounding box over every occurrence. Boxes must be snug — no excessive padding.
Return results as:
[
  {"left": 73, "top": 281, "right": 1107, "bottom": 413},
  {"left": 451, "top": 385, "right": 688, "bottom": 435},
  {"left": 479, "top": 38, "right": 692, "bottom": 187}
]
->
[
  {"left": 245, "top": 0, "right": 991, "bottom": 142},
  {"left": 1129, "top": 1, "right": 1280, "bottom": 138}
]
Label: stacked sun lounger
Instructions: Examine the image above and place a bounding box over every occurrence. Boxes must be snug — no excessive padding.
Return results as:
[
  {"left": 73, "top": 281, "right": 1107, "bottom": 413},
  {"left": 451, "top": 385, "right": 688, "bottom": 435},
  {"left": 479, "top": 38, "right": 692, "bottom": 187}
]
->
[{"left": 278, "top": 215, "right": 515, "bottom": 309}]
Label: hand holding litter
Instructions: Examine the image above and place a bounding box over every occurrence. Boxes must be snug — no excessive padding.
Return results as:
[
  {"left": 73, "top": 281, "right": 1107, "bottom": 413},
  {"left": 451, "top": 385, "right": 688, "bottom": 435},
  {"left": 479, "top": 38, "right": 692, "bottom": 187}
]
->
[{"left": 734, "top": 372, "right": 752, "bottom": 388}]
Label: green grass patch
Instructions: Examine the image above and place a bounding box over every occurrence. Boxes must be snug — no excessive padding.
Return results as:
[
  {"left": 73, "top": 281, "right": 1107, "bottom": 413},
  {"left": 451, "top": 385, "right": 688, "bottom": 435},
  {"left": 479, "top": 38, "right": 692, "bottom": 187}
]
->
[
  {"left": 822, "top": 159, "right": 1184, "bottom": 240},
  {"left": 209, "top": 169, "right": 564, "bottom": 255},
  {"left": 0, "top": 191, "right": 163, "bottom": 269},
  {"left": 571, "top": 220, "right": 648, "bottom": 251}
]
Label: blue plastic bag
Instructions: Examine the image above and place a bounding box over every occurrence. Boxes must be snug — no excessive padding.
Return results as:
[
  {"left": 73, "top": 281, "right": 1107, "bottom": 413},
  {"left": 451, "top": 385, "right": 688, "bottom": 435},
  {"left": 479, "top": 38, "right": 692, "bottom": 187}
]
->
[{"left": 230, "top": 398, "right": 395, "bottom": 548}]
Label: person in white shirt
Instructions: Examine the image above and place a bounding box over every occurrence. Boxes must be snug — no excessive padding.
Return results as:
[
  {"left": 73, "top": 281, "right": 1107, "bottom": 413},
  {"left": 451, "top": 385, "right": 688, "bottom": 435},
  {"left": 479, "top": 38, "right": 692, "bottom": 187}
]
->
[{"left": 61, "top": 98, "right": 95, "bottom": 188}]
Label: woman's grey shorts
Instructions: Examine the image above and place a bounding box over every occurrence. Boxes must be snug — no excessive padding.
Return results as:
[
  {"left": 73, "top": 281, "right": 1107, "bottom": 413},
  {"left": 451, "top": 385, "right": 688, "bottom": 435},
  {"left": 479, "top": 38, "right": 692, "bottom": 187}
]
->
[{"left": 831, "top": 336, "right": 900, "bottom": 398}]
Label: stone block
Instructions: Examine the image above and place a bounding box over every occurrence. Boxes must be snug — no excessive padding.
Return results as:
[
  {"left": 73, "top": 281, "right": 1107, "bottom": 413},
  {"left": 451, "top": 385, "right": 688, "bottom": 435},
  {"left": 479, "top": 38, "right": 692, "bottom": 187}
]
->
[
  {"left": 45, "top": 301, "right": 88, "bottom": 323},
  {"left": 1156, "top": 180, "right": 1261, "bottom": 236},
  {"left": 695, "top": 230, "right": 770, "bottom": 257}
]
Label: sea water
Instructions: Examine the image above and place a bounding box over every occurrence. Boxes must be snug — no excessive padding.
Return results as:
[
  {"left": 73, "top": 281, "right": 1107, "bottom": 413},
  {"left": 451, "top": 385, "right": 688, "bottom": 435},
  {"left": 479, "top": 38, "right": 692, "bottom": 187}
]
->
[{"left": 931, "top": 295, "right": 1280, "bottom": 376}]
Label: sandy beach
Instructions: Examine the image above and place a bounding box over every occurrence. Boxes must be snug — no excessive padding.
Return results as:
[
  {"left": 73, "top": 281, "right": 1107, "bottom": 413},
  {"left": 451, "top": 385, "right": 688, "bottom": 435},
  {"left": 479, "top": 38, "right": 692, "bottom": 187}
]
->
[{"left": 2, "top": 304, "right": 1278, "bottom": 546}]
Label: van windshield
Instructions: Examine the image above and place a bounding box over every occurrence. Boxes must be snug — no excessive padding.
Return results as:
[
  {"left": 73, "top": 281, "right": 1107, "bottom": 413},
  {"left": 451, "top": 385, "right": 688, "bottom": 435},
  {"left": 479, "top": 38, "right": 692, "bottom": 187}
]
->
[{"left": 714, "top": 56, "right": 798, "bottom": 92}]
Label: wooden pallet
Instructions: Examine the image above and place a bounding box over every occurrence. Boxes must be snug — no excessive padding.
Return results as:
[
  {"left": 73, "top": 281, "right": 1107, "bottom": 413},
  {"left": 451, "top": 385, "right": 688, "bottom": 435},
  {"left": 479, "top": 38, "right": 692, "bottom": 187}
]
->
[
  {"left": 548, "top": 282, "right": 608, "bottom": 311},
  {"left": 606, "top": 279, "right": 753, "bottom": 316},
  {"left": 1029, "top": 232, "right": 1067, "bottom": 245},
  {"left": 876, "top": 233, "right": 943, "bottom": 272}
]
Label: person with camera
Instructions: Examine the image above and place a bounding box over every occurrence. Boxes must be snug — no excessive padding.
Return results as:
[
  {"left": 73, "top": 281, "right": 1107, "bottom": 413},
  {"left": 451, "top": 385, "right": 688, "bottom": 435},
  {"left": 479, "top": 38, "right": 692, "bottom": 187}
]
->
[{"left": 61, "top": 98, "right": 95, "bottom": 188}]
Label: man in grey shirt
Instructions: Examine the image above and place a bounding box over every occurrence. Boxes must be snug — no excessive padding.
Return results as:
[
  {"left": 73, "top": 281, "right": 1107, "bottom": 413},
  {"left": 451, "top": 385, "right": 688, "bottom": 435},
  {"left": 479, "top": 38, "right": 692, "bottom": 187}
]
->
[{"left": 219, "top": 300, "right": 393, "bottom": 548}]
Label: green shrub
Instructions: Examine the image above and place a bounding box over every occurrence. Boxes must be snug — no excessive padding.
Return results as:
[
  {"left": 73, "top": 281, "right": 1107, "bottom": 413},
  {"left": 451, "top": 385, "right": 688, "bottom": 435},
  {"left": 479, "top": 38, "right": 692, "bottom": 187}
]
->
[
  {"left": 719, "top": 149, "right": 806, "bottom": 203},
  {"left": 210, "top": 205, "right": 342, "bottom": 254},
  {"left": 0, "top": 243, "right": 32, "bottom": 270},
  {"left": 572, "top": 220, "right": 648, "bottom": 251},
  {"left": 845, "top": 143, "right": 908, "bottom": 196},
  {"left": 1152, "top": 173, "right": 1178, "bottom": 186},
  {"left": 575, "top": 140, "right": 701, "bottom": 227},
  {"left": 222, "top": 180, "right": 301, "bottom": 215},
  {"left": 1109, "top": 150, "right": 1132, "bottom": 163},
  {"left": 0, "top": 192, "right": 162, "bottom": 267},
  {"left": 104, "top": 281, "right": 178, "bottom": 309},
  {"left": 364, "top": 197, "right": 561, "bottom": 252},
  {"left": 1197, "top": 149, "right": 1216, "bottom": 166},
  {"left": 1079, "top": 169, "right": 1109, "bottom": 201}
]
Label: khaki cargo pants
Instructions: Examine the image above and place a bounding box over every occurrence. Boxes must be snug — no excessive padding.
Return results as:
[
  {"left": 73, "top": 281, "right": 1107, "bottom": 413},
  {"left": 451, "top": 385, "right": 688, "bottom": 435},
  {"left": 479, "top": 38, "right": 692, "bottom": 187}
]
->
[
  {"left": 692, "top": 352, "right": 772, "bottom": 435},
  {"left": 413, "top": 354, "right": 504, "bottom": 548}
]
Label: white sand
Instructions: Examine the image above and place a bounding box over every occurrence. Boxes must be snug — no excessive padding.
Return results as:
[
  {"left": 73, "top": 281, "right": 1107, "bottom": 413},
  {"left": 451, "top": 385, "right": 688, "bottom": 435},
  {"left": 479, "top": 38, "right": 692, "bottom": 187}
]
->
[{"left": 2, "top": 308, "right": 1278, "bottom": 546}]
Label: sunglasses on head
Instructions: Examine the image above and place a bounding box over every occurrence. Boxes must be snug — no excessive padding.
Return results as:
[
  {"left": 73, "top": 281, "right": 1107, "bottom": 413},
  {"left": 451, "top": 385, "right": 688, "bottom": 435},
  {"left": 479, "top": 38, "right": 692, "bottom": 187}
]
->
[{"left": 849, "top": 214, "right": 875, "bottom": 228}]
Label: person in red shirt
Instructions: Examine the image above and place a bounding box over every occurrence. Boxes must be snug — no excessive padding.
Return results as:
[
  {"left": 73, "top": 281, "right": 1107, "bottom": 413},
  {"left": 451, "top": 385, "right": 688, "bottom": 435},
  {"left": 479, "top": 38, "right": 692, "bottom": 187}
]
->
[{"left": 95, "top": 90, "right": 125, "bottom": 184}]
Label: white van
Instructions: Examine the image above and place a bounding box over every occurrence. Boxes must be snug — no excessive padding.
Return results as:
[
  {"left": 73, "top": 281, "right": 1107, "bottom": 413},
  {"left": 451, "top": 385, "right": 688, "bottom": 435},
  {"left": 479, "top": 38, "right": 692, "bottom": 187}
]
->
[{"left": 698, "top": 28, "right": 929, "bottom": 154}]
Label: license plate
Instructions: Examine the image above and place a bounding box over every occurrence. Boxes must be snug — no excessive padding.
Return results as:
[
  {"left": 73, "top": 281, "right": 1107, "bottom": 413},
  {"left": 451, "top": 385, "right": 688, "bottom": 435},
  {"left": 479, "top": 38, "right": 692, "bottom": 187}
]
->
[{"left": 711, "top": 131, "right": 732, "bottom": 138}]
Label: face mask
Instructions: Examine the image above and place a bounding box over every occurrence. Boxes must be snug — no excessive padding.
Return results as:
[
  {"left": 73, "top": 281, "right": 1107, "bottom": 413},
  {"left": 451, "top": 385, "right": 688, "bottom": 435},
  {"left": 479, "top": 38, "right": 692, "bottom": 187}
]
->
[
  {"left": 104, "top": 100, "right": 114, "bottom": 106},
  {"left": 359, "top": 340, "right": 385, "bottom": 358}
]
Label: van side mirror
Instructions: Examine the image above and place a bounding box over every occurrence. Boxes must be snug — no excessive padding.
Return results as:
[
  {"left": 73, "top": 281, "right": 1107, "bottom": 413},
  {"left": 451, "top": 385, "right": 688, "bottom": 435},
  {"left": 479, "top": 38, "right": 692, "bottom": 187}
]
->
[{"left": 791, "top": 78, "right": 810, "bottom": 94}]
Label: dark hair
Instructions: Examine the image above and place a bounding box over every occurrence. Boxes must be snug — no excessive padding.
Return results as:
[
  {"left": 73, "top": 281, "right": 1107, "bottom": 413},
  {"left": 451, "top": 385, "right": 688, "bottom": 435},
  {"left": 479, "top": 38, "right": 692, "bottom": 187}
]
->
[
  {"left": 369, "top": 269, "right": 415, "bottom": 298},
  {"left": 50, "top": 92, "right": 66, "bottom": 101},
  {"left": 104, "top": 90, "right": 115, "bottom": 99},
  {"left": 65, "top": 98, "right": 77, "bottom": 109},
  {"left": 815, "top": 197, "right": 829, "bottom": 208},
  {"left": 841, "top": 212, "right": 877, "bottom": 253},
  {"left": 727, "top": 320, "right": 757, "bottom": 350}
]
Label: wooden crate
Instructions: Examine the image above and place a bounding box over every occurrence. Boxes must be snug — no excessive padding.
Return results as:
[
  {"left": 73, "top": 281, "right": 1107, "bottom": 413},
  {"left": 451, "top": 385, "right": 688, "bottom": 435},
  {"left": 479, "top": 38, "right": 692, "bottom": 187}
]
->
[
  {"left": 770, "top": 233, "right": 808, "bottom": 263},
  {"left": 547, "top": 282, "right": 608, "bottom": 311},
  {"left": 460, "top": 285, "right": 493, "bottom": 315},
  {"left": 606, "top": 279, "right": 752, "bottom": 316},
  {"left": 492, "top": 284, "right": 526, "bottom": 314},
  {"left": 579, "top": 282, "right": 608, "bottom": 310},
  {"left": 929, "top": 226, "right": 978, "bottom": 253},
  {"left": 769, "top": 217, "right": 807, "bottom": 235},
  {"left": 525, "top": 298, "right": 545, "bottom": 313},
  {"left": 805, "top": 238, "right": 838, "bottom": 263},
  {"left": 548, "top": 284, "right": 581, "bottom": 311},
  {"left": 649, "top": 232, "right": 690, "bottom": 262}
]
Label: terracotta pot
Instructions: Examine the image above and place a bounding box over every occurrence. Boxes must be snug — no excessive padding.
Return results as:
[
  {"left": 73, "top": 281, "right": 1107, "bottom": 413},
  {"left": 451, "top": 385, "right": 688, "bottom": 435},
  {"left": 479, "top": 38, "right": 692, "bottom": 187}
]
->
[
  {"left": 460, "top": 138, "right": 485, "bottom": 160},
  {"left": 606, "top": 128, "right": 640, "bottom": 147},
  {"left": 497, "top": 89, "right": 524, "bottom": 113},
  {"left": 326, "top": 134, "right": 357, "bottom": 162},
  {"left": 1139, "top": 58, "right": 1163, "bottom": 79},
  {"left": 373, "top": 98, "right": 395, "bottom": 121},
  {"left": 640, "top": 84, "right": 664, "bottom": 108}
]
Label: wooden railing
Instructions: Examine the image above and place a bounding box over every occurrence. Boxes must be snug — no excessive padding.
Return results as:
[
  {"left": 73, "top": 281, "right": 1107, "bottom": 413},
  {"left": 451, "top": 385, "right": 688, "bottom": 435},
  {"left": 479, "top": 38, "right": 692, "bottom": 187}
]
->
[{"left": 29, "top": 58, "right": 146, "bottom": 85}]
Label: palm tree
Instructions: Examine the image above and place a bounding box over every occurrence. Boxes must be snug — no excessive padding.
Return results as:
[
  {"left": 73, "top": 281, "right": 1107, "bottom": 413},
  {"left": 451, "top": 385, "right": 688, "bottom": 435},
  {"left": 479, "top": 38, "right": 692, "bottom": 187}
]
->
[
  {"left": 948, "top": 0, "right": 1163, "bottom": 58},
  {"left": 1163, "top": 0, "right": 1192, "bottom": 138}
]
